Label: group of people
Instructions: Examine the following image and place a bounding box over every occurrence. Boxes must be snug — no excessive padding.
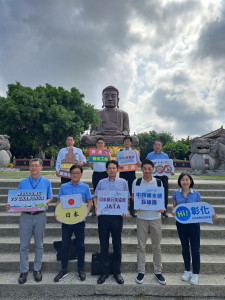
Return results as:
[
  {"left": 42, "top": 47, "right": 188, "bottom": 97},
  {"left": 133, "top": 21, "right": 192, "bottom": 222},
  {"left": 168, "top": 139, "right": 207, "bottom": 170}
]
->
[{"left": 6, "top": 134, "right": 215, "bottom": 286}]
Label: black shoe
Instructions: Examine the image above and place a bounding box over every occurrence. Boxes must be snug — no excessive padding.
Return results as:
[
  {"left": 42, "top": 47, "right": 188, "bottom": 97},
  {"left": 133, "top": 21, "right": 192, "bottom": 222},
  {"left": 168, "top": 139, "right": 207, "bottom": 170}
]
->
[
  {"left": 77, "top": 269, "right": 86, "bottom": 281},
  {"left": 54, "top": 270, "right": 68, "bottom": 282},
  {"left": 18, "top": 272, "right": 28, "bottom": 284},
  {"left": 33, "top": 270, "right": 42, "bottom": 282},
  {"left": 97, "top": 274, "right": 109, "bottom": 284},
  {"left": 161, "top": 212, "right": 168, "bottom": 218},
  {"left": 113, "top": 273, "right": 124, "bottom": 284},
  {"left": 155, "top": 273, "right": 166, "bottom": 285},
  {"left": 92, "top": 211, "right": 96, "bottom": 216}
]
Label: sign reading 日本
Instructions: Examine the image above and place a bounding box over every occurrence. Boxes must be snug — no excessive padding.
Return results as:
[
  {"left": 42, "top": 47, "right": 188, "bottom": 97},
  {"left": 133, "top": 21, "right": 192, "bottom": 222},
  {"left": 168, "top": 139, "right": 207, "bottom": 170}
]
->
[
  {"left": 174, "top": 202, "right": 215, "bottom": 224},
  {"left": 134, "top": 186, "right": 165, "bottom": 211},
  {"left": 89, "top": 148, "right": 110, "bottom": 163},
  {"left": 8, "top": 189, "right": 47, "bottom": 212},
  {"left": 152, "top": 159, "right": 174, "bottom": 176},
  {"left": 97, "top": 190, "right": 128, "bottom": 215},
  {"left": 55, "top": 194, "right": 87, "bottom": 225}
]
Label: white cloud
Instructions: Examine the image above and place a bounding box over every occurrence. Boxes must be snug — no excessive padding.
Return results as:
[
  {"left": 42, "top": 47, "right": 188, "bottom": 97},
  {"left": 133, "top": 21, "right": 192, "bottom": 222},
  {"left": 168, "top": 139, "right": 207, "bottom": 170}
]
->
[{"left": 0, "top": 0, "right": 224, "bottom": 140}]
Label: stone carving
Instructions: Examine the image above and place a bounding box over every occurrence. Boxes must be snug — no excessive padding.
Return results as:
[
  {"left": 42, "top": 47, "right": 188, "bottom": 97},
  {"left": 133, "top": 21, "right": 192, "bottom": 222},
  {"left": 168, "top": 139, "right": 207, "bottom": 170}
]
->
[
  {"left": 0, "top": 135, "right": 12, "bottom": 168},
  {"left": 189, "top": 135, "right": 225, "bottom": 171},
  {"left": 80, "top": 86, "right": 139, "bottom": 146}
]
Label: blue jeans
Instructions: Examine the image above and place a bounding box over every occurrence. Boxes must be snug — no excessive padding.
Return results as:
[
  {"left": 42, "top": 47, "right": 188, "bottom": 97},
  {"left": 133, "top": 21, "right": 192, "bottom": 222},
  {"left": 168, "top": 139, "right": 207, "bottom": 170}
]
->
[
  {"left": 61, "top": 222, "right": 85, "bottom": 271},
  {"left": 176, "top": 221, "right": 200, "bottom": 274}
]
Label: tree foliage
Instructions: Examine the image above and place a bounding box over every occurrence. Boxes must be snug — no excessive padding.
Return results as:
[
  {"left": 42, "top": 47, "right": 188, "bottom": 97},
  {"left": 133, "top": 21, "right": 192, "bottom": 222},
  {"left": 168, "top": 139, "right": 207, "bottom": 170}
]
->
[
  {"left": 137, "top": 131, "right": 174, "bottom": 160},
  {"left": 162, "top": 140, "right": 190, "bottom": 160},
  {"left": 0, "top": 82, "right": 100, "bottom": 157}
]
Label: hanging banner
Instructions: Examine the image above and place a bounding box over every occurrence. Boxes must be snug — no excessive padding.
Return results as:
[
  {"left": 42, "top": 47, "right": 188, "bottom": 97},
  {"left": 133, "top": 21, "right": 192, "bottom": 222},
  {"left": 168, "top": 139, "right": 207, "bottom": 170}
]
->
[
  {"left": 8, "top": 189, "right": 47, "bottom": 212},
  {"left": 174, "top": 202, "right": 215, "bottom": 224},
  {"left": 97, "top": 190, "right": 128, "bottom": 215},
  {"left": 134, "top": 186, "right": 165, "bottom": 211},
  {"left": 152, "top": 159, "right": 174, "bottom": 176}
]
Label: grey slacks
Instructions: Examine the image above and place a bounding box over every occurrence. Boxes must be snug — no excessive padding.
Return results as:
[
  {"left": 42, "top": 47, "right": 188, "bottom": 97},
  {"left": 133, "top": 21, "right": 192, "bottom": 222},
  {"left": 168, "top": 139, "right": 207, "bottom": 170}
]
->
[
  {"left": 137, "top": 217, "right": 162, "bottom": 274},
  {"left": 19, "top": 212, "right": 46, "bottom": 273}
]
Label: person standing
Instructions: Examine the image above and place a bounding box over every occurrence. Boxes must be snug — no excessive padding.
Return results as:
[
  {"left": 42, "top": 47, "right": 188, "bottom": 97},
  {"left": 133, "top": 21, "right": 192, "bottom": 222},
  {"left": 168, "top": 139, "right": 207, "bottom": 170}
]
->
[
  {"left": 6, "top": 158, "right": 53, "bottom": 284},
  {"left": 171, "top": 172, "right": 216, "bottom": 285},
  {"left": 116, "top": 136, "right": 141, "bottom": 217},
  {"left": 90, "top": 137, "right": 110, "bottom": 216},
  {"left": 146, "top": 140, "right": 173, "bottom": 217},
  {"left": 54, "top": 164, "right": 92, "bottom": 283},
  {"left": 93, "top": 160, "right": 129, "bottom": 284},
  {"left": 132, "top": 159, "right": 166, "bottom": 285},
  {"left": 56, "top": 135, "right": 86, "bottom": 184}
]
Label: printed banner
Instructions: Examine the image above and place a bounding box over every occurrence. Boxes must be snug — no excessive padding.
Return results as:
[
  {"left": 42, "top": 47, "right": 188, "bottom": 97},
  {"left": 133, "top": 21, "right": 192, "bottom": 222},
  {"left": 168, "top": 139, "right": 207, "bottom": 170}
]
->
[
  {"left": 134, "top": 186, "right": 165, "bottom": 211},
  {"left": 118, "top": 164, "right": 138, "bottom": 172},
  {"left": 60, "top": 194, "right": 82, "bottom": 209},
  {"left": 55, "top": 200, "right": 87, "bottom": 224},
  {"left": 89, "top": 148, "right": 110, "bottom": 163},
  {"left": 59, "top": 147, "right": 79, "bottom": 178},
  {"left": 97, "top": 190, "right": 128, "bottom": 215},
  {"left": 174, "top": 202, "right": 215, "bottom": 224},
  {"left": 8, "top": 189, "right": 47, "bottom": 212},
  {"left": 117, "top": 150, "right": 137, "bottom": 165},
  {"left": 152, "top": 159, "right": 174, "bottom": 176}
]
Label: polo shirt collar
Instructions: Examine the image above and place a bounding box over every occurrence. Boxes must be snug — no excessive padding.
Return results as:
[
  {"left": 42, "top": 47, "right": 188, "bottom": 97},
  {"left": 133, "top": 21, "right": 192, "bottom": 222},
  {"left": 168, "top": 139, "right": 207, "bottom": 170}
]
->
[
  {"left": 179, "top": 188, "right": 194, "bottom": 193},
  {"left": 69, "top": 180, "right": 81, "bottom": 187},
  {"left": 142, "top": 177, "right": 154, "bottom": 183},
  {"left": 123, "top": 147, "right": 132, "bottom": 151},
  {"left": 108, "top": 177, "right": 118, "bottom": 182},
  {"left": 29, "top": 175, "right": 42, "bottom": 181}
]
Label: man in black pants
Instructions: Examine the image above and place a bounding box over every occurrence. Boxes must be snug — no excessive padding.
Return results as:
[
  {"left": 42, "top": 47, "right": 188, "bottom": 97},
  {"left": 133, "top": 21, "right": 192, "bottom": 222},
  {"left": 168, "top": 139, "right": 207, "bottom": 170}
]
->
[
  {"left": 116, "top": 136, "right": 141, "bottom": 217},
  {"left": 94, "top": 160, "right": 129, "bottom": 284}
]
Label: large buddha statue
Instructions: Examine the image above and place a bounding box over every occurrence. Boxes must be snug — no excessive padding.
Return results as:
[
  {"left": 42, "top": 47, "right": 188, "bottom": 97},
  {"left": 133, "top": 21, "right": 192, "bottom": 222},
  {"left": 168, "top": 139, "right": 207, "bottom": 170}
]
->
[{"left": 80, "top": 86, "right": 139, "bottom": 146}]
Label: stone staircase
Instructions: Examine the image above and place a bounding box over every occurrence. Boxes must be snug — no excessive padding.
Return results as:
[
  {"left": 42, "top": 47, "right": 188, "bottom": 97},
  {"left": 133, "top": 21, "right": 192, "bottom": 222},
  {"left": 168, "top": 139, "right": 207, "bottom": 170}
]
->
[{"left": 0, "top": 179, "right": 225, "bottom": 299}]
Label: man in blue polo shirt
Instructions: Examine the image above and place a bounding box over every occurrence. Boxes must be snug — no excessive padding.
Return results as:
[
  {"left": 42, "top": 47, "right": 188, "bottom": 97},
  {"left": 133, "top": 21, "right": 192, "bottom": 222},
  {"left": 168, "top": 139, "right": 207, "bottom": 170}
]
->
[
  {"left": 116, "top": 136, "right": 141, "bottom": 217},
  {"left": 6, "top": 158, "right": 53, "bottom": 284},
  {"left": 146, "top": 140, "right": 174, "bottom": 217},
  {"left": 54, "top": 164, "right": 92, "bottom": 283}
]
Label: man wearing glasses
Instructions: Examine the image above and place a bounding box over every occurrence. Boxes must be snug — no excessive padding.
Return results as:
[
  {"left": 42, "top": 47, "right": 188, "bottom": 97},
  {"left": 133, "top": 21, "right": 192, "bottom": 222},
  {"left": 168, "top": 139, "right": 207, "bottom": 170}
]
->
[
  {"left": 6, "top": 158, "right": 53, "bottom": 284},
  {"left": 54, "top": 164, "right": 92, "bottom": 282}
]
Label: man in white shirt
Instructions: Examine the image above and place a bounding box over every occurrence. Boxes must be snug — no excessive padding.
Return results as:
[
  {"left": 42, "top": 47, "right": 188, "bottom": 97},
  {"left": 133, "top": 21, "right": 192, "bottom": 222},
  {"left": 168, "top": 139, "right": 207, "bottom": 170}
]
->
[
  {"left": 132, "top": 159, "right": 166, "bottom": 285},
  {"left": 56, "top": 135, "right": 86, "bottom": 184}
]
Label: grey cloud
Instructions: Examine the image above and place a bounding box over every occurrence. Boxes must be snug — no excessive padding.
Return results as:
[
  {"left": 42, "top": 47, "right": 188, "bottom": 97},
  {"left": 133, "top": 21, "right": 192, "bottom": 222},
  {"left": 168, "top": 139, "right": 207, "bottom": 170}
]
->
[{"left": 150, "top": 87, "right": 214, "bottom": 135}]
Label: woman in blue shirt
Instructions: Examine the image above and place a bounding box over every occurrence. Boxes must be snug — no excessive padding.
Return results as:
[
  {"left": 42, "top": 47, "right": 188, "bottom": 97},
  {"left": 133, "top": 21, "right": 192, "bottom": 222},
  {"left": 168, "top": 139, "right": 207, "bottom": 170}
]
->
[{"left": 172, "top": 172, "right": 212, "bottom": 285}]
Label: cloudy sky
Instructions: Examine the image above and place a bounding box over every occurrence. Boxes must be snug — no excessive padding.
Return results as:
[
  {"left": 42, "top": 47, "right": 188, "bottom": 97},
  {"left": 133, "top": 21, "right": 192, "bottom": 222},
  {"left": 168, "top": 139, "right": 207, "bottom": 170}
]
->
[{"left": 1, "top": 0, "right": 225, "bottom": 140}]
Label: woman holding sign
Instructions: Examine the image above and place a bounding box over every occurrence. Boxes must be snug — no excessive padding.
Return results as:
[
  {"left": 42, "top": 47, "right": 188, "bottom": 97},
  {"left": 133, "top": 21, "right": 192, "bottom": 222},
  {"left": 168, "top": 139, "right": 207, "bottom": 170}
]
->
[{"left": 172, "top": 172, "right": 216, "bottom": 285}]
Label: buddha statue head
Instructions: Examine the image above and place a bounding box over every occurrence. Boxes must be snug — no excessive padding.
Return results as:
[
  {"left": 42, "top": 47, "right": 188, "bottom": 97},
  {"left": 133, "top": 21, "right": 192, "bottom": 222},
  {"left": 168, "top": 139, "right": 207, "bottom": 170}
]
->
[{"left": 102, "top": 86, "right": 119, "bottom": 108}]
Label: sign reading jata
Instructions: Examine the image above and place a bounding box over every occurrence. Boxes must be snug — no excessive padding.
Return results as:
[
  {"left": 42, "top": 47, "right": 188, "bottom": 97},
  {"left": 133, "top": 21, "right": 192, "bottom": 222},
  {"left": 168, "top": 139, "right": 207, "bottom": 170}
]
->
[
  {"left": 97, "top": 190, "right": 128, "bottom": 215},
  {"left": 8, "top": 189, "right": 47, "bottom": 212}
]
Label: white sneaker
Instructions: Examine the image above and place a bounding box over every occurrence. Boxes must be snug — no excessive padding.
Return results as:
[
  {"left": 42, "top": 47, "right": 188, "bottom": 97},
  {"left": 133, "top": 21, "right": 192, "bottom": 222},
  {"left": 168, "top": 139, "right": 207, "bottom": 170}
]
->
[
  {"left": 182, "top": 271, "right": 192, "bottom": 281},
  {"left": 190, "top": 274, "right": 199, "bottom": 285}
]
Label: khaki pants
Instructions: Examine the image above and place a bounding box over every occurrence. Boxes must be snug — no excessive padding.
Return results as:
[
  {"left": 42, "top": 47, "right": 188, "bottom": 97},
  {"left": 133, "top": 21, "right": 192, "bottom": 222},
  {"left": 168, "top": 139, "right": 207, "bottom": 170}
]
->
[{"left": 137, "top": 217, "right": 162, "bottom": 274}]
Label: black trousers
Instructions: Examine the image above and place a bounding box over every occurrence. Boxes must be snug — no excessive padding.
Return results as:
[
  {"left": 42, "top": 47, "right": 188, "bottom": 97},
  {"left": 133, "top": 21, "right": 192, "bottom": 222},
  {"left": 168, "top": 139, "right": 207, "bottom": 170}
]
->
[
  {"left": 61, "top": 177, "right": 71, "bottom": 184},
  {"left": 119, "top": 171, "right": 135, "bottom": 212},
  {"left": 154, "top": 175, "right": 168, "bottom": 210},
  {"left": 92, "top": 171, "right": 108, "bottom": 192},
  {"left": 176, "top": 221, "right": 200, "bottom": 274},
  {"left": 98, "top": 215, "right": 123, "bottom": 276}
]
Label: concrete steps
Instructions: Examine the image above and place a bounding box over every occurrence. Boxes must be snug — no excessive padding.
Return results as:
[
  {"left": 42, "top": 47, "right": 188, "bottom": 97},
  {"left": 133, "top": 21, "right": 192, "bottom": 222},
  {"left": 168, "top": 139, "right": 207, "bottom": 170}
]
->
[{"left": 0, "top": 179, "right": 225, "bottom": 299}]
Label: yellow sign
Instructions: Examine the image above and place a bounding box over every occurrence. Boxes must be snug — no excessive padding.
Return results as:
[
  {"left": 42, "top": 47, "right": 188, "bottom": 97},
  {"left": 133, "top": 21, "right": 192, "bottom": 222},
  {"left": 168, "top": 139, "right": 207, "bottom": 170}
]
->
[
  {"left": 55, "top": 202, "right": 87, "bottom": 224},
  {"left": 61, "top": 163, "right": 74, "bottom": 169}
]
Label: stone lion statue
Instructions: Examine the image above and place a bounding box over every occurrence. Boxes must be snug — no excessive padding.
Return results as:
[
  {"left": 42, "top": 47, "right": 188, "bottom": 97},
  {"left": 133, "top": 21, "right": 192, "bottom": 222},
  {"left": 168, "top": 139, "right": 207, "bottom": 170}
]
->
[
  {"left": 0, "top": 135, "right": 12, "bottom": 168},
  {"left": 189, "top": 135, "right": 225, "bottom": 170}
]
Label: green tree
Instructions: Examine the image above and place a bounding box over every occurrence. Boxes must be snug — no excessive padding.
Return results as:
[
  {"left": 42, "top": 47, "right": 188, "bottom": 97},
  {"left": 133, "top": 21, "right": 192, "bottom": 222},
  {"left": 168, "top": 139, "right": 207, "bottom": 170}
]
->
[
  {"left": 162, "top": 140, "right": 190, "bottom": 160},
  {"left": 137, "top": 131, "right": 174, "bottom": 160},
  {"left": 0, "top": 82, "right": 100, "bottom": 158}
]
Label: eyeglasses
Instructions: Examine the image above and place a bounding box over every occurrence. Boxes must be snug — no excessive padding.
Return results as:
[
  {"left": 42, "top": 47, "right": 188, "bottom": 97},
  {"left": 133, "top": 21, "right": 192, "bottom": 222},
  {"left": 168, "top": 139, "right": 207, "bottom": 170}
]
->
[
  {"left": 29, "top": 165, "right": 41, "bottom": 168},
  {"left": 70, "top": 171, "right": 81, "bottom": 175}
]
